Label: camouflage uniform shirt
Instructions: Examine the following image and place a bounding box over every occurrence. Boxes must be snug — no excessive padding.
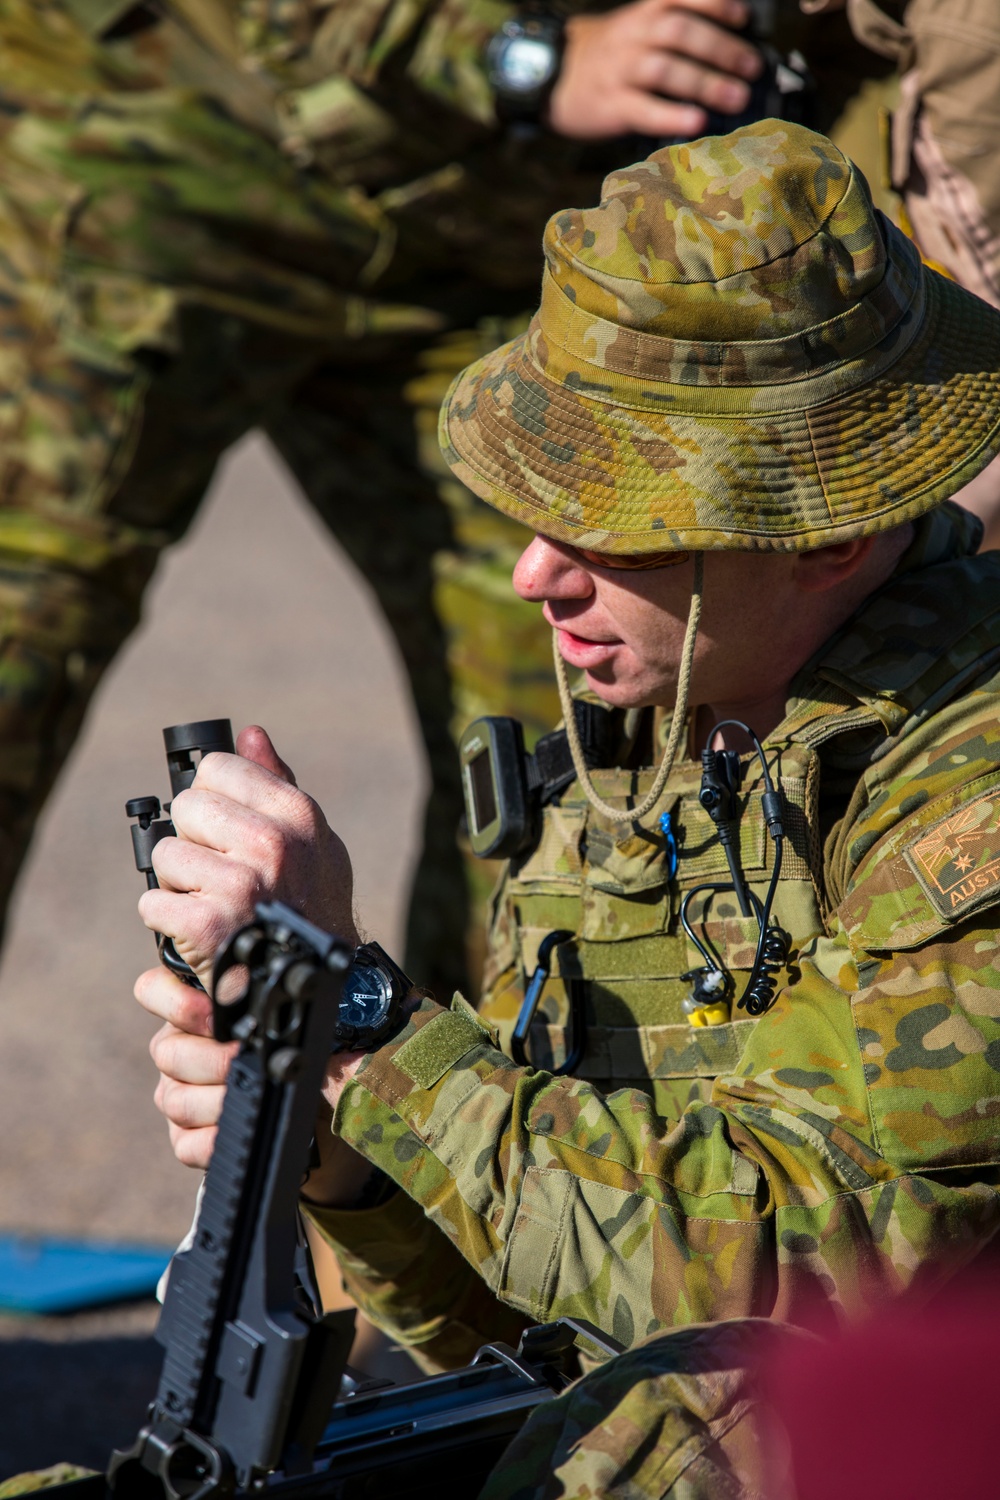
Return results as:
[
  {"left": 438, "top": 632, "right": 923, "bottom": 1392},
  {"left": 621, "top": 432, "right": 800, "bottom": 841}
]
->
[{"left": 308, "top": 503, "right": 1000, "bottom": 1363}]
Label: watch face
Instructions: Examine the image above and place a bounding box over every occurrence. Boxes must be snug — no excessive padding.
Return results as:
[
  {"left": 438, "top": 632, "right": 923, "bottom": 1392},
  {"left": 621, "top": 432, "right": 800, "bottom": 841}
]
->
[
  {"left": 340, "top": 963, "right": 394, "bottom": 1033},
  {"left": 498, "top": 34, "right": 557, "bottom": 93}
]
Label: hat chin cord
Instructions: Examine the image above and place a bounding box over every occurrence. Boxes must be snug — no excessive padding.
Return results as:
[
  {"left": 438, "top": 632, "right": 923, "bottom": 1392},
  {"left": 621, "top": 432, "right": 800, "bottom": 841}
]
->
[{"left": 552, "top": 552, "right": 704, "bottom": 827}]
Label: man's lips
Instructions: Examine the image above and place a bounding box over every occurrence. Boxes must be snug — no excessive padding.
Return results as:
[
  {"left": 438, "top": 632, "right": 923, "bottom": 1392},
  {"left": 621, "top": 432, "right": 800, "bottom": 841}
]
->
[{"left": 554, "top": 625, "right": 621, "bottom": 669}]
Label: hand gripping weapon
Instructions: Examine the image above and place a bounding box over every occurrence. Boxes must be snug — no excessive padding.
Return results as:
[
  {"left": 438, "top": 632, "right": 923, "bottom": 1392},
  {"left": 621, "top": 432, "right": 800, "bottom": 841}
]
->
[{"left": 52, "top": 899, "right": 617, "bottom": 1500}]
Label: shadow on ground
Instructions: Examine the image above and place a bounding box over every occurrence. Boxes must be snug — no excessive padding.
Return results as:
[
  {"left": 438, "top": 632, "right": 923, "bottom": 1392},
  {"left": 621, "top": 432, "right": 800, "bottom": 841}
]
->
[
  {"left": 0, "top": 1308, "right": 161, "bottom": 1476},
  {"left": 0, "top": 1301, "right": 422, "bottom": 1482}
]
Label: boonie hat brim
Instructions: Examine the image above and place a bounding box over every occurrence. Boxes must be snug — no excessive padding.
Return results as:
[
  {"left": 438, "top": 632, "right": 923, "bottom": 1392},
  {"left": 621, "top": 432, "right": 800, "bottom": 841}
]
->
[
  {"left": 439, "top": 121, "right": 1000, "bottom": 555},
  {"left": 441, "top": 265, "right": 1000, "bottom": 554}
]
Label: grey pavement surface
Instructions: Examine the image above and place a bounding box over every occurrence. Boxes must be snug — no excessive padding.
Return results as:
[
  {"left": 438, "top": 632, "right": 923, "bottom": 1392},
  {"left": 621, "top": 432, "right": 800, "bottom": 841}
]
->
[{"left": 0, "top": 434, "right": 427, "bottom": 1477}]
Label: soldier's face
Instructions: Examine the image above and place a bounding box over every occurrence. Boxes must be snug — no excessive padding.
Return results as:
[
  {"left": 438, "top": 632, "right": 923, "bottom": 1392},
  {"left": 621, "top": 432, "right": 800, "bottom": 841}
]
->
[{"left": 511, "top": 534, "right": 877, "bottom": 715}]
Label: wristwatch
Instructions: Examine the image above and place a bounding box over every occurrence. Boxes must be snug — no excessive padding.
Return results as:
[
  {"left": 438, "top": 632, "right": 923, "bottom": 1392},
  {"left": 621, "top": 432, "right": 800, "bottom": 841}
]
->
[
  {"left": 487, "top": 10, "right": 566, "bottom": 125},
  {"left": 333, "top": 940, "right": 413, "bottom": 1052}
]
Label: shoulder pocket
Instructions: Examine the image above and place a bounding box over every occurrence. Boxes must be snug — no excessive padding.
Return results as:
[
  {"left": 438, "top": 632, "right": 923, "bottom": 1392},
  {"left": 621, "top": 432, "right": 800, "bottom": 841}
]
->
[{"left": 839, "top": 772, "right": 1000, "bottom": 955}]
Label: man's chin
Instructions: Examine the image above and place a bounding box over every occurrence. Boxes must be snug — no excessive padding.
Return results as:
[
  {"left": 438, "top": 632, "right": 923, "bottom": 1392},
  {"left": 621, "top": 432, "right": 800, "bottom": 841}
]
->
[{"left": 583, "top": 667, "right": 667, "bottom": 712}]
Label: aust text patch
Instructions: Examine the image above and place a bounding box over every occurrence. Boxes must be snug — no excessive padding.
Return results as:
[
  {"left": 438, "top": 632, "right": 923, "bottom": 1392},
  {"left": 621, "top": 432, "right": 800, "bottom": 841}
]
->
[{"left": 904, "top": 790, "right": 1000, "bottom": 921}]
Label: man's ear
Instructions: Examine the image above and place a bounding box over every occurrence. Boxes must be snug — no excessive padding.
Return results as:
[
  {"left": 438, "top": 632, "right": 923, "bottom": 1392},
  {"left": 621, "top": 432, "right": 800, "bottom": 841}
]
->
[{"left": 792, "top": 536, "right": 878, "bottom": 594}]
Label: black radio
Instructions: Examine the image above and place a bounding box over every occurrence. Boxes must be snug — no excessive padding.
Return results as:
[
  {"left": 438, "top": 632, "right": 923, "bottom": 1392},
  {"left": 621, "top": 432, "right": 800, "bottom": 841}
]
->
[{"left": 459, "top": 702, "right": 620, "bottom": 860}]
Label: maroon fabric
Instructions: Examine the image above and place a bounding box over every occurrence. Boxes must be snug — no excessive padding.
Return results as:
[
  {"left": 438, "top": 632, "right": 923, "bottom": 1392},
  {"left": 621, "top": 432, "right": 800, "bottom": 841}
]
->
[{"left": 764, "top": 1281, "right": 1000, "bottom": 1499}]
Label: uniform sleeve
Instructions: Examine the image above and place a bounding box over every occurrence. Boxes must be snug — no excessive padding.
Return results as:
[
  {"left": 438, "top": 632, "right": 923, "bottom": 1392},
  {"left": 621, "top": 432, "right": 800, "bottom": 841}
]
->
[
  {"left": 300, "top": 1188, "right": 531, "bottom": 1371},
  {"left": 316, "top": 0, "right": 518, "bottom": 126},
  {"left": 331, "top": 912, "right": 1000, "bottom": 1342}
]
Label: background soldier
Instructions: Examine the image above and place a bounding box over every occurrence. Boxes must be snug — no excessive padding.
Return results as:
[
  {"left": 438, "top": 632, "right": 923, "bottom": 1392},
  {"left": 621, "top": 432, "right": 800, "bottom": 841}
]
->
[
  {"left": 817, "top": 0, "right": 1000, "bottom": 544},
  {"left": 0, "top": 0, "right": 899, "bottom": 1009}
]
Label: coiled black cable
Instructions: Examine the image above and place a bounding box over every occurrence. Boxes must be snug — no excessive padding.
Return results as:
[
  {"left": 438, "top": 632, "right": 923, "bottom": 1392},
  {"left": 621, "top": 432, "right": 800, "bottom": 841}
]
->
[
  {"left": 694, "top": 719, "right": 788, "bottom": 1017},
  {"left": 741, "top": 894, "right": 790, "bottom": 1017}
]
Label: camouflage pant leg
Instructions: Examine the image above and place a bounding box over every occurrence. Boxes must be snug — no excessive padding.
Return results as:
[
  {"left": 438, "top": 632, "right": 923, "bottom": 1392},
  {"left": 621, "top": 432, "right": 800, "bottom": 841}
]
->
[
  {"left": 479, "top": 1320, "right": 808, "bottom": 1500},
  {"left": 0, "top": 2, "right": 556, "bottom": 993},
  {"left": 0, "top": 0, "right": 385, "bottom": 939},
  {"left": 265, "top": 322, "right": 559, "bottom": 999},
  {"left": 0, "top": 281, "right": 551, "bottom": 1004},
  {"left": 0, "top": 293, "right": 334, "bottom": 940}
]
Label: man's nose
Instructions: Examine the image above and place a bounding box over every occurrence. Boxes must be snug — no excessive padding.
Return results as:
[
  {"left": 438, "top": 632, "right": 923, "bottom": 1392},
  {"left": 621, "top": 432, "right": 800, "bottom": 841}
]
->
[{"left": 512, "top": 535, "right": 593, "bottom": 601}]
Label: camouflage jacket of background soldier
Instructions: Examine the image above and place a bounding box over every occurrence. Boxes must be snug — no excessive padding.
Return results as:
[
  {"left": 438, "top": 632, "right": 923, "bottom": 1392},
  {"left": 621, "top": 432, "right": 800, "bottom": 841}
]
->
[
  {"left": 305, "top": 501, "right": 1000, "bottom": 1365},
  {"left": 840, "top": 0, "right": 1000, "bottom": 307},
  {"left": 47, "top": 0, "right": 890, "bottom": 304}
]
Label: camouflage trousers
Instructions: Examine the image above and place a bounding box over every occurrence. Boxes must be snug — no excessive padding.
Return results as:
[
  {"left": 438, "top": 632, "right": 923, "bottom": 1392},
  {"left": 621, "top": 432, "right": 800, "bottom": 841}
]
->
[
  {"left": 480, "top": 1320, "right": 806, "bottom": 1500},
  {"left": 0, "top": 0, "right": 562, "bottom": 999}
]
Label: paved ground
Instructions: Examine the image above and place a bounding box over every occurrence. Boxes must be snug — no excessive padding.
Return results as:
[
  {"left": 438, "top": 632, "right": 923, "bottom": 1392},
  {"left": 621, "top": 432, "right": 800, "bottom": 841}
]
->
[{"left": 0, "top": 434, "right": 427, "bottom": 1478}]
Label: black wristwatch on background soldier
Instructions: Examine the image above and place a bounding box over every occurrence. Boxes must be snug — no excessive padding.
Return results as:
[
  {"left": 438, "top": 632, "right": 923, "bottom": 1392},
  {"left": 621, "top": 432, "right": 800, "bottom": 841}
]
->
[{"left": 487, "top": 7, "right": 566, "bottom": 125}]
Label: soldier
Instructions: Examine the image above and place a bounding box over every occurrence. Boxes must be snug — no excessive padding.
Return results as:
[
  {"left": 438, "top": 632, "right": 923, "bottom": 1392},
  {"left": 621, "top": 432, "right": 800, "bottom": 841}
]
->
[
  {"left": 139, "top": 113, "right": 1000, "bottom": 1406},
  {"left": 0, "top": 0, "right": 904, "bottom": 1009},
  {"left": 837, "top": 0, "right": 1000, "bottom": 546}
]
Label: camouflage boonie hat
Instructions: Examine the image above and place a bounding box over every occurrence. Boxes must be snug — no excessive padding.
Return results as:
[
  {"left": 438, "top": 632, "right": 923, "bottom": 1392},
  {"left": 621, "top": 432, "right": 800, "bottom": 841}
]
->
[{"left": 439, "top": 121, "right": 1000, "bottom": 553}]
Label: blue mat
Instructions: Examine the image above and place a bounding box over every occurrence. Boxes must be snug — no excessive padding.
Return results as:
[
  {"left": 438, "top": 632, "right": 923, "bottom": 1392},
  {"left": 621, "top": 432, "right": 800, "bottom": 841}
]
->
[{"left": 0, "top": 1234, "right": 173, "bottom": 1315}]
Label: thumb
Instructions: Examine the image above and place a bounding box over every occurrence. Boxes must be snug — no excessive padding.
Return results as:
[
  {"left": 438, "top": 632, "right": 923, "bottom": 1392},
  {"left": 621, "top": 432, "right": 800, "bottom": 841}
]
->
[{"left": 235, "top": 725, "right": 298, "bottom": 786}]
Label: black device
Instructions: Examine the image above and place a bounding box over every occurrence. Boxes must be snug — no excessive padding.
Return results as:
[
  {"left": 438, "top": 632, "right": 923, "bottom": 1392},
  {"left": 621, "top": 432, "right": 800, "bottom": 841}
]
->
[
  {"left": 333, "top": 941, "right": 411, "bottom": 1053},
  {"left": 127, "top": 720, "right": 236, "bottom": 989},
  {"left": 670, "top": 0, "right": 813, "bottom": 142},
  {"left": 43, "top": 902, "right": 621, "bottom": 1500},
  {"left": 459, "top": 703, "right": 619, "bottom": 860},
  {"left": 509, "top": 928, "right": 586, "bottom": 1076},
  {"left": 486, "top": 8, "right": 565, "bottom": 124},
  {"left": 698, "top": 746, "right": 752, "bottom": 919},
  {"left": 109, "top": 901, "right": 356, "bottom": 1500},
  {"left": 51, "top": 1318, "right": 618, "bottom": 1500}
]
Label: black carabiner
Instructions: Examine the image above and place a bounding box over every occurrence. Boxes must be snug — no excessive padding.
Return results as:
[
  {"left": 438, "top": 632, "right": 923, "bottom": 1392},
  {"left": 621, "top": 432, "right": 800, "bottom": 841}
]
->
[{"left": 510, "top": 930, "right": 586, "bottom": 1076}]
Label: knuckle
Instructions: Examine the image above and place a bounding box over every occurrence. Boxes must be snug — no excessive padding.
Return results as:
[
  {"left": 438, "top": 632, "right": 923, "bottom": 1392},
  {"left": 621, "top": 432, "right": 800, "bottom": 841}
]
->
[
  {"left": 659, "top": 11, "right": 690, "bottom": 47},
  {"left": 291, "top": 791, "right": 321, "bottom": 837},
  {"left": 171, "top": 1123, "right": 207, "bottom": 1169},
  {"left": 168, "top": 1085, "right": 197, "bottom": 1129},
  {"left": 171, "top": 786, "right": 194, "bottom": 817},
  {"left": 158, "top": 1032, "right": 185, "bottom": 1078},
  {"left": 149, "top": 1024, "right": 172, "bottom": 1067},
  {"left": 213, "top": 1043, "right": 235, "bottom": 1085},
  {"left": 179, "top": 991, "right": 213, "bottom": 1036},
  {"left": 250, "top": 820, "right": 285, "bottom": 874},
  {"left": 707, "top": 74, "right": 748, "bottom": 109},
  {"left": 157, "top": 1076, "right": 179, "bottom": 1119}
]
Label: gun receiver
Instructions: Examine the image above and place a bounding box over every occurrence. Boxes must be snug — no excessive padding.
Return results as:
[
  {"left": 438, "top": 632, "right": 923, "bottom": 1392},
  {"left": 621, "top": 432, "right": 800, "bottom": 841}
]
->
[
  {"left": 109, "top": 901, "right": 354, "bottom": 1500},
  {"left": 126, "top": 720, "right": 235, "bottom": 988}
]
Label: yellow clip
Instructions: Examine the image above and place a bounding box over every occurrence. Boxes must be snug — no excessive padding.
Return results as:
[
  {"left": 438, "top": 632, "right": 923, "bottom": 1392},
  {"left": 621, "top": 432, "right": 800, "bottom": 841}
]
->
[{"left": 689, "top": 1001, "right": 731, "bottom": 1028}]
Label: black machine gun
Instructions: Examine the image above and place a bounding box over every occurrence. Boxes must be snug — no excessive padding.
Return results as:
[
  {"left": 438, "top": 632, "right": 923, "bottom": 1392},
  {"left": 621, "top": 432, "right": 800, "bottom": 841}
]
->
[
  {"left": 109, "top": 899, "right": 357, "bottom": 1500},
  {"left": 94, "top": 720, "right": 623, "bottom": 1500},
  {"left": 46, "top": 898, "right": 616, "bottom": 1500}
]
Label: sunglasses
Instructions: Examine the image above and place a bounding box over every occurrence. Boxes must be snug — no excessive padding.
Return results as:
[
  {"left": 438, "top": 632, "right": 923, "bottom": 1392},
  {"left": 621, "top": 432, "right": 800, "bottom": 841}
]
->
[{"left": 570, "top": 545, "right": 691, "bottom": 572}]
